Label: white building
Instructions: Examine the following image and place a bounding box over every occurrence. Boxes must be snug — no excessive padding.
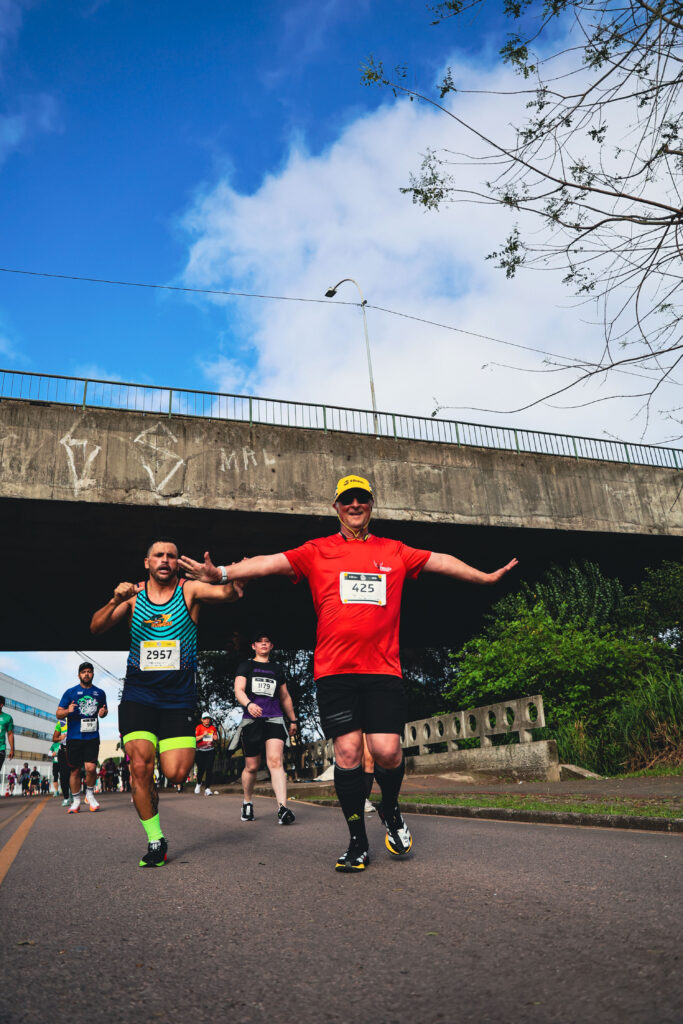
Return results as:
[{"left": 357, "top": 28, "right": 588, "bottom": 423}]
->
[{"left": 1, "top": 670, "right": 57, "bottom": 789}]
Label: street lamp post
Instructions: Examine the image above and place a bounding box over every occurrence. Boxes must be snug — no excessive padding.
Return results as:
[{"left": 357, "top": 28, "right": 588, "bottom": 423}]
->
[{"left": 324, "top": 278, "right": 379, "bottom": 434}]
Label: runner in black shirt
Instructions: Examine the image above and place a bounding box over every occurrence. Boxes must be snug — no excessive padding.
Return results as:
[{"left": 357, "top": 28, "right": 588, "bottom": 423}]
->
[{"left": 233, "top": 633, "right": 298, "bottom": 825}]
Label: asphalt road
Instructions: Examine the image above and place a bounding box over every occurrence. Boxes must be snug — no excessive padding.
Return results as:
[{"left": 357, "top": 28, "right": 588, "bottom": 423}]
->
[{"left": 1, "top": 792, "right": 681, "bottom": 1024}]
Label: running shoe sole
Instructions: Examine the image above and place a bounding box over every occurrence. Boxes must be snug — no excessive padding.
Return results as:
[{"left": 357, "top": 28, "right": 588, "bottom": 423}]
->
[
  {"left": 377, "top": 804, "right": 413, "bottom": 856},
  {"left": 335, "top": 849, "right": 370, "bottom": 873},
  {"left": 139, "top": 840, "right": 168, "bottom": 867},
  {"left": 67, "top": 806, "right": 79, "bottom": 813}
]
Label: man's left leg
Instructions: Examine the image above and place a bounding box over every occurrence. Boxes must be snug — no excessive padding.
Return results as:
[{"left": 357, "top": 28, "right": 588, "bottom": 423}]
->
[
  {"left": 365, "top": 677, "right": 412, "bottom": 857},
  {"left": 266, "top": 736, "right": 295, "bottom": 825},
  {"left": 84, "top": 759, "right": 100, "bottom": 811},
  {"left": 367, "top": 734, "right": 412, "bottom": 856}
]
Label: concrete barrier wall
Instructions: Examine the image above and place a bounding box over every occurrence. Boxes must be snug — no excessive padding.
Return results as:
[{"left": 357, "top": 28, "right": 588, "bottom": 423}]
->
[
  {"left": 0, "top": 401, "right": 681, "bottom": 535},
  {"left": 303, "top": 695, "right": 560, "bottom": 782}
]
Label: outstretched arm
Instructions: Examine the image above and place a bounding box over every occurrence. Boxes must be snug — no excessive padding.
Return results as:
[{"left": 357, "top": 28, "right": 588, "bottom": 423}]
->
[
  {"left": 178, "top": 551, "right": 294, "bottom": 583},
  {"left": 423, "top": 552, "right": 518, "bottom": 585},
  {"left": 185, "top": 579, "right": 245, "bottom": 606}
]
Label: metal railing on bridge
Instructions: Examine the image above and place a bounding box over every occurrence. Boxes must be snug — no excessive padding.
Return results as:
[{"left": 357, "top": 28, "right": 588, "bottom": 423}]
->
[{"left": 1, "top": 367, "right": 680, "bottom": 470}]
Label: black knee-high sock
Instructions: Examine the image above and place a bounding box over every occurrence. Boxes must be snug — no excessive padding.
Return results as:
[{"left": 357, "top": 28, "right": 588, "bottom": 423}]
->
[
  {"left": 374, "top": 757, "right": 405, "bottom": 811},
  {"left": 363, "top": 772, "right": 374, "bottom": 799},
  {"left": 334, "top": 765, "right": 368, "bottom": 848}
]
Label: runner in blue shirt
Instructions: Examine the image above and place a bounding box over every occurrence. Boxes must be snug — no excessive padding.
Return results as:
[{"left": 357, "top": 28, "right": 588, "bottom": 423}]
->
[{"left": 57, "top": 662, "right": 108, "bottom": 813}]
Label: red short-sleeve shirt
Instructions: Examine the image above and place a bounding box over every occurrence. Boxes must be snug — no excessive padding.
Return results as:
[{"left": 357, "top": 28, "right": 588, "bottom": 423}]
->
[{"left": 283, "top": 533, "right": 431, "bottom": 679}]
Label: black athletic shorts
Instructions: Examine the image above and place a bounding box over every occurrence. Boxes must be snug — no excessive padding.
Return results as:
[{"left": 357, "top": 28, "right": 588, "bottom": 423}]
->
[
  {"left": 66, "top": 737, "right": 100, "bottom": 768},
  {"left": 118, "top": 701, "right": 196, "bottom": 754},
  {"left": 241, "top": 718, "right": 288, "bottom": 758},
  {"left": 52, "top": 761, "right": 59, "bottom": 781},
  {"left": 0, "top": 752, "right": 5, "bottom": 772},
  {"left": 315, "top": 674, "right": 406, "bottom": 739}
]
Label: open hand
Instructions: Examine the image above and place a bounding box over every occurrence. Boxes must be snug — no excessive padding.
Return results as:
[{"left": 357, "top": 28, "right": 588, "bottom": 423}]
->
[
  {"left": 178, "top": 551, "right": 221, "bottom": 583},
  {"left": 489, "top": 558, "right": 519, "bottom": 583}
]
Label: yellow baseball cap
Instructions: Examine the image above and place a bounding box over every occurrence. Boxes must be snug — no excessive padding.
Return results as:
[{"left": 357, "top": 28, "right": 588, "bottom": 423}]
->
[{"left": 334, "top": 475, "right": 374, "bottom": 502}]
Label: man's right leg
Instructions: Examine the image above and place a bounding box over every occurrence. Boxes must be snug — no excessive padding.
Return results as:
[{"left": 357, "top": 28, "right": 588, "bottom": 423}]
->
[
  {"left": 119, "top": 701, "right": 168, "bottom": 867},
  {"left": 66, "top": 743, "right": 84, "bottom": 811},
  {"left": 332, "top": 729, "right": 369, "bottom": 867},
  {"left": 125, "top": 737, "right": 167, "bottom": 865}
]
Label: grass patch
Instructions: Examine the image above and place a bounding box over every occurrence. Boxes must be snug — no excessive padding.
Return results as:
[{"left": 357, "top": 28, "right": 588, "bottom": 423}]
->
[
  {"left": 295, "top": 792, "right": 681, "bottom": 819},
  {"left": 606, "top": 764, "right": 683, "bottom": 779}
]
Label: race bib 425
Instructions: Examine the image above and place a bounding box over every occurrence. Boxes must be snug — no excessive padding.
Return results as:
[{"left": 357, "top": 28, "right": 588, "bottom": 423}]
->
[{"left": 339, "top": 572, "right": 386, "bottom": 606}]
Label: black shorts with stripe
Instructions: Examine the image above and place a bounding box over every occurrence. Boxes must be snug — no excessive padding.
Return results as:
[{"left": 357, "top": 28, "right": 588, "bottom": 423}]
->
[{"left": 315, "top": 674, "right": 406, "bottom": 739}]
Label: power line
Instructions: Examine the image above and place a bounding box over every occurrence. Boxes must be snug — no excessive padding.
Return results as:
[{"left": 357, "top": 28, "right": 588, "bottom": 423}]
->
[
  {"left": 1, "top": 264, "right": 676, "bottom": 385},
  {"left": 0, "top": 266, "right": 356, "bottom": 307},
  {"left": 74, "top": 650, "right": 124, "bottom": 685},
  {"left": 0, "top": 264, "right": 583, "bottom": 365}
]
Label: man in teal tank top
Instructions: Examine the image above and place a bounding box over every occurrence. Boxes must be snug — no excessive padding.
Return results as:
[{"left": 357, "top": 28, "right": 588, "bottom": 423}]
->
[{"left": 90, "top": 537, "right": 243, "bottom": 867}]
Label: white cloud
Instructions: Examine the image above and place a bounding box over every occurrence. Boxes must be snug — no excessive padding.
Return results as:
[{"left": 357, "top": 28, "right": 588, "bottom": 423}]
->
[
  {"left": 0, "top": 92, "right": 60, "bottom": 166},
  {"left": 180, "top": 56, "right": 680, "bottom": 445}
]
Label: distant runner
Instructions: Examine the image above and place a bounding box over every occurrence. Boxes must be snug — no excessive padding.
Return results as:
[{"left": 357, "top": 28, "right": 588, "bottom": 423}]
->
[
  {"left": 233, "top": 632, "right": 298, "bottom": 825},
  {"left": 194, "top": 713, "right": 218, "bottom": 796},
  {"left": 180, "top": 474, "right": 517, "bottom": 873},
  {"left": 50, "top": 718, "right": 71, "bottom": 804},
  {"left": 57, "top": 662, "right": 108, "bottom": 813},
  {"left": 90, "top": 536, "right": 243, "bottom": 867},
  {"left": 0, "top": 696, "right": 14, "bottom": 774}
]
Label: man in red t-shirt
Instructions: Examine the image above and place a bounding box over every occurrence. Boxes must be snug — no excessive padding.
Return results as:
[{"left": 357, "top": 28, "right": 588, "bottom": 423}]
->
[{"left": 179, "top": 474, "right": 517, "bottom": 873}]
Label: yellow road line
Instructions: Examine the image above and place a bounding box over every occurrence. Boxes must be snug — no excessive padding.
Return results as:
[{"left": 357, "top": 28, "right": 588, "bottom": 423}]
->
[
  {"left": 0, "top": 803, "right": 32, "bottom": 833},
  {"left": 0, "top": 798, "right": 49, "bottom": 887}
]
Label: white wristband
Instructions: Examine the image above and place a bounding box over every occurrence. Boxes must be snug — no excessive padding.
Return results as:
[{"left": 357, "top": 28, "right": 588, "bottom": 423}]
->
[{"left": 218, "top": 565, "right": 228, "bottom": 584}]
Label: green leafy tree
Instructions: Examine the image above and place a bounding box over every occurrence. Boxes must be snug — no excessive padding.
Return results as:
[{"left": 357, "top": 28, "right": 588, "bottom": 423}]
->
[
  {"left": 620, "top": 559, "right": 683, "bottom": 659},
  {"left": 486, "top": 559, "right": 625, "bottom": 631},
  {"left": 363, "top": 1, "right": 683, "bottom": 425},
  {"left": 401, "top": 646, "right": 457, "bottom": 720},
  {"left": 446, "top": 603, "right": 674, "bottom": 728}
]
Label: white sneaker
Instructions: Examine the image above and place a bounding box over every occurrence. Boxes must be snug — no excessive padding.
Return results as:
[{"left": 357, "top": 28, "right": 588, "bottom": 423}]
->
[
  {"left": 194, "top": 784, "right": 201, "bottom": 794},
  {"left": 205, "top": 788, "right": 213, "bottom": 796},
  {"left": 85, "top": 791, "right": 100, "bottom": 812},
  {"left": 364, "top": 799, "right": 375, "bottom": 814}
]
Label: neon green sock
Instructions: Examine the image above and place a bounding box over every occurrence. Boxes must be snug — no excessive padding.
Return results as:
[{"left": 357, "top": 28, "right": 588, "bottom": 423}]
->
[{"left": 141, "top": 814, "right": 164, "bottom": 843}]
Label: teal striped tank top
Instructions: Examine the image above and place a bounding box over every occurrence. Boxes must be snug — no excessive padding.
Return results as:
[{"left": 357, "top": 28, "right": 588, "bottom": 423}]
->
[{"left": 123, "top": 582, "right": 198, "bottom": 708}]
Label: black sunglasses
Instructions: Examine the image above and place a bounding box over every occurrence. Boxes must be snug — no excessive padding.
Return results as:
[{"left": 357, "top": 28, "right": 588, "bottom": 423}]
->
[{"left": 338, "top": 490, "right": 372, "bottom": 505}]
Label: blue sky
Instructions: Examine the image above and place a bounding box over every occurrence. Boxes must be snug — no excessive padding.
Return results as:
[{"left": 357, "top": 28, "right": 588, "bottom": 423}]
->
[
  {"left": 3, "top": 1, "right": 677, "bottom": 439},
  {"left": 2, "top": 0, "right": 497, "bottom": 387},
  {"left": 1, "top": 1, "right": 679, "bottom": 703}
]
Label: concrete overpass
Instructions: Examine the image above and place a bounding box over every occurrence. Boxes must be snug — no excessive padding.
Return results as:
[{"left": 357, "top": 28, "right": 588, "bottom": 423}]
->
[{"left": 0, "top": 378, "right": 680, "bottom": 651}]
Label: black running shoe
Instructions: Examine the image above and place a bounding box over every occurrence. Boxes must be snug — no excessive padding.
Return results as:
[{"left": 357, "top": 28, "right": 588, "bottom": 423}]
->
[
  {"left": 377, "top": 803, "right": 413, "bottom": 856},
  {"left": 240, "top": 802, "right": 255, "bottom": 822},
  {"left": 277, "top": 805, "right": 296, "bottom": 826},
  {"left": 139, "top": 837, "right": 168, "bottom": 867},
  {"left": 335, "top": 843, "right": 370, "bottom": 873}
]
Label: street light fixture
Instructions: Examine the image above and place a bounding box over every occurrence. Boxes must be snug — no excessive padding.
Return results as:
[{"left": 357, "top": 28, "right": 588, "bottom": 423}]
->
[{"left": 324, "top": 277, "right": 379, "bottom": 434}]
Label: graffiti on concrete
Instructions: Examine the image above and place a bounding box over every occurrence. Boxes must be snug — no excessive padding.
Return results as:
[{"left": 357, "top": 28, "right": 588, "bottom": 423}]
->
[
  {"left": 59, "top": 423, "right": 102, "bottom": 495},
  {"left": 220, "top": 447, "right": 276, "bottom": 473},
  {"left": 133, "top": 422, "right": 186, "bottom": 494}
]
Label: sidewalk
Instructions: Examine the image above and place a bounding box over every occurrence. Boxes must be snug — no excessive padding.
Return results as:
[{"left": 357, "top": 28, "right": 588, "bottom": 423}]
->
[{"left": 217, "top": 771, "right": 683, "bottom": 833}]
